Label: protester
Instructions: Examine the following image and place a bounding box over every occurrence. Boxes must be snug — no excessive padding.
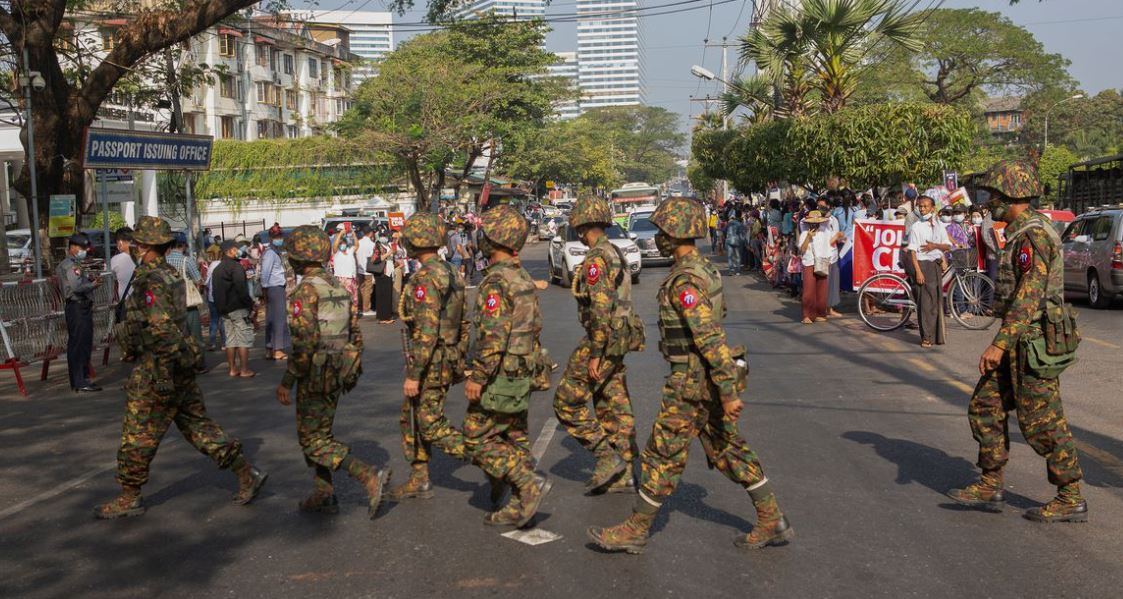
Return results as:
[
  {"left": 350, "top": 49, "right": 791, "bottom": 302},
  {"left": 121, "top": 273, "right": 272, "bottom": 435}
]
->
[
  {"left": 372, "top": 236, "right": 395, "bottom": 324},
  {"left": 799, "top": 211, "right": 832, "bottom": 324},
  {"left": 708, "top": 208, "right": 719, "bottom": 253},
  {"left": 110, "top": 227, "right": 135, "bottom": 301},
  {"left": 260, "top": 224, "right": 290, "bottom": 360},
  {"left": 724, "top": 211, "right": 745, "bottom": 275},
  {"left": 815, "top": 195, "right": 845, "bottom": 318},
  {"left": 212, "top": 240, "right": 256, "bottom": 377},
  {"left": 331, "top": 224, "right": 360, "bottom": 306},
  {"left": 357, "top": 226, "right": 377, "bottom": 316},
  {"left": 167, "top": 234, "right": 207, "bottom": 372},
  {"left": 908, "top": 196, "right": 951, "bottom": 348},
  {"left": 204, "top": 245, "right": 224, "bottom": 351}
]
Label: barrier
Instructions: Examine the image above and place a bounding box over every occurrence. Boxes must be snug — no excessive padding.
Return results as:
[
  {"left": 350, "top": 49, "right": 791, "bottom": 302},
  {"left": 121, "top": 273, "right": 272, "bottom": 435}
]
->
[{"left": 0, "top": 272, "right": 114, "bottom": 396}]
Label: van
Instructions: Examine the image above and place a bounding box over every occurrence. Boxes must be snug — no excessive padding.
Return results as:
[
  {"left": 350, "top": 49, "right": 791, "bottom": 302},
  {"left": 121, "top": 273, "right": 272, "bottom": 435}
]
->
[{"left": 1061, "top": 206, "right": 1123, "bottom": 308}]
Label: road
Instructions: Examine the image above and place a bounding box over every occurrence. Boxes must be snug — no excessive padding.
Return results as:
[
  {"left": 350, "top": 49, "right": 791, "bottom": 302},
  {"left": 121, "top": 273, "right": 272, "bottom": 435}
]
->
[{"left": 1, "top": 242, "right": 1121, "bottom": 598}]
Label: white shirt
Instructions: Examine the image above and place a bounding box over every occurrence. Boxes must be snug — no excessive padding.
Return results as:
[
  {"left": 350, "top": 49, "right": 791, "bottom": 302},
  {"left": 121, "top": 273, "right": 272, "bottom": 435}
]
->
[
  {"left": 799, "top": 229, "right": 833, "bottom": 267},
  {"left": 205, "top": 259, "right": 221, "bottom": 302},
  {"left": 110, "top": 252, "right": 135, "bottom": 298},
  {"left": 356, "top": 236, "right": 376, "bottom": 276},
  {"left": 333, "top": 248, "right": 357, "bottom": 278},
  {"left": 908, "top": 218, "right": 951, "bottom": 262}
]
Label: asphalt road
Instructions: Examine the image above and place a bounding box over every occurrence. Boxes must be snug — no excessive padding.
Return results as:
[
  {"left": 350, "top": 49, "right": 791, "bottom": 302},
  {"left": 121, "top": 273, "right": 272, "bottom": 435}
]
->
[{"left": 2, "top": 242, "right": 1121, "bottom": 598}]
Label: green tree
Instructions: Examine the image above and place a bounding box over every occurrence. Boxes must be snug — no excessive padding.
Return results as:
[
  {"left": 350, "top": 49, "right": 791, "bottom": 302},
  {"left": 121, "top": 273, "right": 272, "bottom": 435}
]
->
[
  {"left": 1020, "top": 89, "right": 1123, "bottom": 159},
  {"left": 579, "top": 106, "right": 685, "bottom": 184},
  {"left": 500, "top": 119, "right": 622, "bottom": 193},
  {"left": 1037, "top": 144, "right": 1081, "bottom": 204}
]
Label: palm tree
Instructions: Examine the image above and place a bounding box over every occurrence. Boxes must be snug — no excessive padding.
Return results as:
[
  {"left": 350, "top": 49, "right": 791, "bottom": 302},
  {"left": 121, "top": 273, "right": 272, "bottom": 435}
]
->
[{"left": 739, "top": 0, "right": 924, "bottom": 115}]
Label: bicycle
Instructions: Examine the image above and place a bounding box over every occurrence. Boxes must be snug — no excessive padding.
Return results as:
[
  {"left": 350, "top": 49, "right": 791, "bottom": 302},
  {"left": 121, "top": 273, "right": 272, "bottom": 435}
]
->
[{"left": 857, "top": 249, "right": 996, "bottom": 332}]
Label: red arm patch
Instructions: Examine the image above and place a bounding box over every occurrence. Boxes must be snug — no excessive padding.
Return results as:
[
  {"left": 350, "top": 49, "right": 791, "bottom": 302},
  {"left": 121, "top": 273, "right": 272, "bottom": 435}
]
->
[
  {"left": 678, "top": 287, "right": 700, "bottom": 309},
  {"left": 144, "top": 290, "right": 155, "bottom": 306},
  {"left": 414, "top": 284, "right": 427, "bottom": 301},
  {"left": 292, "top": 300, "right": 302, "bottom": 318},
  {"left": 1017, "top": 244, "right": 1033, "bottom": 273},
  {"left": 484, "top": 292, "right": 501, "bottom": 314},
  {"left": 585, "top": 262, "right": 601, "bottom": 285}
]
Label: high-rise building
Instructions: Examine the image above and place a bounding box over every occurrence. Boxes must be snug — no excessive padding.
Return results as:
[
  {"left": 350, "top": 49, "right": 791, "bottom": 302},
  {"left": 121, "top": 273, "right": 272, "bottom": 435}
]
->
[
  {"left": 288, "top": 10, "right": 394, "bottom": 85},
  {"left": 547, "top": 52, "right": 581, "bottom": 120},
  {"left": 453, "top": 0, "right": 547, "bottom": 20},
  {"left": 576, "top": 0, "right": 642, "bottom": 110}
]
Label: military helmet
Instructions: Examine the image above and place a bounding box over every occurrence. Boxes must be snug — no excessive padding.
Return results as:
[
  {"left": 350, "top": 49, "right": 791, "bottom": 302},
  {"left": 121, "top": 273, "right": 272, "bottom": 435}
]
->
[
  {"left": 650, "top": 197, "right": 707, "bottom": 239},
  {"left": 132, "top": 216, "right": 173, "bottom": 245},
  {"left": 284, "top": 225, "right": 331, "bottom": 262},
  {"left": 401, "top": 212, "right": 446, "bottom": 249},
  {"left": 480, "top": 205, "right": 529, "bottom": 252},
  {"left": 977, "top": 159, "right": 1043, "bottom": 201},
  {"left": 568, "top": 196, "right": 613, "bottom": 229}
]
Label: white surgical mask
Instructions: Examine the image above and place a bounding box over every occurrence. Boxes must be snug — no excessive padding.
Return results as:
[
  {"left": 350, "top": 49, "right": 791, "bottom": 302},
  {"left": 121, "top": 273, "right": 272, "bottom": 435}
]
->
[
  {"left": 920, "top": 213, "right": 933, "bottom": 221},
  {"left": 971, "top": 216, "right": 983, "bottom": 225},
  {"left": 939, "top": 215, "right": 952, "bottom": 224},
  {"left": 954, "top": 214, "right": 965, "bottom": 223},
  {"left": 75, "top": 250, "right": 87, "bottom": 260}
]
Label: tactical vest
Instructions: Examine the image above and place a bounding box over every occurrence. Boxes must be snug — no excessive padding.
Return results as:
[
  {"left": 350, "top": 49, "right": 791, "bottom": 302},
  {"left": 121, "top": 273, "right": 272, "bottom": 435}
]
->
[
  {"left": 573, "top": 238, "right": 634, "bottom": 325},
  {"left": 304, "top": 275, "right": 351, "bottom": 352},
  {"left": 490, "top": 262, "right": 542, "bottom": 357},
  {"left": 132, "top": 264, "right": 188, "bottom": 353},
  {"left": 435, "top": 260, "right": 467, "bottom": 346},
  {"left": 658, "top": 256, "right": 723, "bottom": 363},
  {"left": 994, "top": 212, "right": 1064, "bottom": 320}
]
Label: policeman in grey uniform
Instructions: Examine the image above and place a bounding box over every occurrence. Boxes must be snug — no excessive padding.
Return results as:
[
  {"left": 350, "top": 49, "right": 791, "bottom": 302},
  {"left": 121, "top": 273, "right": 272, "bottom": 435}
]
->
[{"left": 58, "top": 233, "right": 102, "bottom": 392}]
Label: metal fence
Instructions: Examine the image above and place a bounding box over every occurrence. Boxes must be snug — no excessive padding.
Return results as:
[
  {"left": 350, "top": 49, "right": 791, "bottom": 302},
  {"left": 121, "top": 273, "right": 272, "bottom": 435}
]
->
[{"left": 0, "top": 272, "right": 115, "bottom": 396}]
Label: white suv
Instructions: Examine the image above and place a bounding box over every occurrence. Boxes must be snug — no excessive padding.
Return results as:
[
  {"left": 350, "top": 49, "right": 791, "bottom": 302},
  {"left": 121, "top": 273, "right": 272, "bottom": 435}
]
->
[{"left": 547, "top": 223, "right": 642, "bottom": 286}]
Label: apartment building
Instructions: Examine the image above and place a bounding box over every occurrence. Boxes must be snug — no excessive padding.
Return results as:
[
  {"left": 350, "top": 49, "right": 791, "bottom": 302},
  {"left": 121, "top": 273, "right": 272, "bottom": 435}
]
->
[{"left": 287, "top": 10, "right": 394, "bottom": 85}]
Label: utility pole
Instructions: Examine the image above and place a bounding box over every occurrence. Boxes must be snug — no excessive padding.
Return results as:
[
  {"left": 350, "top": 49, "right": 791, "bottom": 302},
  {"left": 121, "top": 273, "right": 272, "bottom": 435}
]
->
[
  {"left": 21, "top": 47, "right": 43, "bottom": 278},
  {"left": 704, "top": 38, "right": 738, "bottom": 203}
]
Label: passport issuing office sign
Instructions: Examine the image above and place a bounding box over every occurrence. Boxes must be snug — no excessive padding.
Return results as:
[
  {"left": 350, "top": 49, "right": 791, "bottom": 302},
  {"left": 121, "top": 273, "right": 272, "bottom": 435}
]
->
[{"left": 82, "top": 128, "right": 214, "bottom": 171}]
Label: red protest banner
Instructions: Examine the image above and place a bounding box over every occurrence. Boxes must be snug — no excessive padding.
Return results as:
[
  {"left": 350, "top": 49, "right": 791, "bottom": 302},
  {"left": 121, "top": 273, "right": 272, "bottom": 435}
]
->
[
  {"left": 853, "top": 219, "right": 906, "bottom": 290},
  {"left": 388, "top": 212, "right": 405, "bottom": 230}
]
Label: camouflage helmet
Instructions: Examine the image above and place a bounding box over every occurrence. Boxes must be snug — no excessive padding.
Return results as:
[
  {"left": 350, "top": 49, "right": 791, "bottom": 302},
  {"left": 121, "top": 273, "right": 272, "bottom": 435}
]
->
[
  {"left": 650, "top": 197, "right": 707, "bottom": 239},
  {"left": 401, "top": 212, "right": 446, "bottom": 249},
  {"left": 977, "top": 160, "right": 1043, "bottom": 201},
  {"left": 480, "top": 204, "right": 529, "bottom": 252},
  {"left": 132, "top": 216, "right": 173, "bottom": 245},
  {"left": 284, "top": 225, "right": 331, "bottom": 262},
  {"left": 568, "top": 196, "right": 613, "bottom": 229}
]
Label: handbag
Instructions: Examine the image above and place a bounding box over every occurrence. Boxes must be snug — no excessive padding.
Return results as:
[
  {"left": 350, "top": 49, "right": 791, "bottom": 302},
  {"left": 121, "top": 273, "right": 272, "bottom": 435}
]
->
[
  {"left": 366, "top": 252, "right": 386, "bottom": 275},
  {"left": 810, "top": 234, "right": 830, "bottom": 277},
  {"left": 180, "top": 259, "right": 204, "bottom": 309}
]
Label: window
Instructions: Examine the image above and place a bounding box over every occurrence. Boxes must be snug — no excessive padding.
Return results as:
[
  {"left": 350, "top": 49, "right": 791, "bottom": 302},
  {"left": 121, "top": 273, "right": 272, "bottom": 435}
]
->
[
  {"left": 100, "top": 29, "right": 120, "bottom": 52},
  {"left": 286, "top": 125, "right": 299, "bottom": 138},
  {"left": 271, "top": 50, "right": 280, "bottom": 72},
  {"left": 257, "top": 120, "right": 270, "bottom": 139},
  {"left": 219, "top": 34, "right": 237, "bottom": 57},
  {"left": 308, "top": 58, "right": 319, "bottom": 79},
  {"left": 320, "top": 60, "right": 329, "bottom": 83},
  {"left": 285, "top": 90, "right": 298, "bottom": 111},
  {"left": 1063, "top": 220, "right": 1087, "bottom": 243},
  {"left": 220, "top": 75, "right": 236, "bottom": 99},
  {"left": 283, "top": 54, "right": 294, "bottom": 75},
  {"left": 1091, "top": 216, "right": 1114, "bottom": 241},
  {"left": 255, "top": 45, "right": 269, "bottom": 66},
  {"left": 220, "top": 116, "right": 236, "bottom": 139}
]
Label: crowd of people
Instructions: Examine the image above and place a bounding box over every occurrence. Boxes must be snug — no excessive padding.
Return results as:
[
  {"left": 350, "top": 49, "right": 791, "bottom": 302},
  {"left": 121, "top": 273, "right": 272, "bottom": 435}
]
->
[{"left": 704, "top": 183, "right": 1004, "bottom": 346}]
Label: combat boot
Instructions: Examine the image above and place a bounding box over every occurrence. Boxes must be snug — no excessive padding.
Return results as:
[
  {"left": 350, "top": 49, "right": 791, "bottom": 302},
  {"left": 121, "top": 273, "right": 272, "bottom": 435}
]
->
[
  {"left": 299, "top": 491, "right": 340, "bottom": 514},
  {"left": 586, "top": 439, "right": 626, "bottom": 493},
  {"left": 604, "top": 463, "right": 637, "bottom": 495},
  {"left": 587, "top": 511, "right": 656, "bottom": 554},
  {"left": 484, "top": 497, "right": 523, "bottom": 526},
  {"left": 514, "top": 472, "right": 552, "bottom": 528},
  {"left": 487, "top": 474, "right": 509, "bottom": 509},
  {"left": 344, "top": 456, "right": 391, "bottom": 520},
  {"left": 94, "top": 485, "right": 146, "bottom": 520},
  {"left": 388, "top": 464, "right": 434, "bottom": 501},
  {"left": 231, "top": 457, "right": 268, "bottom": 505},
  {"left": 734, "top": 493, "right": 794, "bottom": 550},
  {"left": 947, "top": 470, "right": 1005, "bottom": 512},
  {"left": 1025, "top": 483, "right": 1088, "bottom": 523}
]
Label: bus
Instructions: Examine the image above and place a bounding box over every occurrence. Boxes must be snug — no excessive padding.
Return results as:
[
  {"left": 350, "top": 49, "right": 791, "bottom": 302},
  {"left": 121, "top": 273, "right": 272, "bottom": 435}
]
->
[{"left": 608, "top": 183, "right": 660, "bottom": 228}]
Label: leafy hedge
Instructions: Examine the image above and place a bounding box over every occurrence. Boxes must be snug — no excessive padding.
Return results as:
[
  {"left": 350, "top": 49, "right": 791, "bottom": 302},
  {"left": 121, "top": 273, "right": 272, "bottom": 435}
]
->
[
  {"left": 193, "top": 137, "right": 398, "bottom": 202},
  {"left": 692, "top": 103, "right": 975, "bottom": 191}
]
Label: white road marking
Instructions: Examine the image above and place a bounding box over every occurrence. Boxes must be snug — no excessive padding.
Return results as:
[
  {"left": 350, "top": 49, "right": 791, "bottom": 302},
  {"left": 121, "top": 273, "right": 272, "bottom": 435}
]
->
[
  {"left": 501, "top": 527, "right": 563, "bottom": 545},
  {"left": 530, "top": 416, "right": 559, "bottom": 464},
  {"left": 0, "top": 463, "right": 114, "bottom": 520}
]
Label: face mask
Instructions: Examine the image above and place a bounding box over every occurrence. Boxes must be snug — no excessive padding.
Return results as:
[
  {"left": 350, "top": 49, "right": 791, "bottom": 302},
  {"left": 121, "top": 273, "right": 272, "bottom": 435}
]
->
[
  {"left": 272, "top": 239, "right": 283, "bottom": 247},
  {"left": 75, "top": 250, "right": 87, "bottom": 260},
  {"left": 971, "top": 216, "right": 983, "bottom": 226},
  {"left": 654, "top": 232, "right": 676, "bottom": 257},
  {"left": 939, "top": 215, "right": 952, "bottom": 224},
  {"left": 919, "top": 212, "right": 933, "bottom": 222},
  {"left": 954, "top": 214, "right": 966, "bottom": 223}
]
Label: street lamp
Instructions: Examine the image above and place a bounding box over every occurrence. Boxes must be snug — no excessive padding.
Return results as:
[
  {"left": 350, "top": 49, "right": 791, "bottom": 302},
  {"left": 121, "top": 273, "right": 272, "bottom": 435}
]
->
[
  {"left": 1043, "top": 93, "right": 1084, "bottom": 150},
  {"left": 691, "top": 65, "right": 732, "bottom": 203},
  {"left": 18, "top": 47, "right": 46, "bottom": 278}
]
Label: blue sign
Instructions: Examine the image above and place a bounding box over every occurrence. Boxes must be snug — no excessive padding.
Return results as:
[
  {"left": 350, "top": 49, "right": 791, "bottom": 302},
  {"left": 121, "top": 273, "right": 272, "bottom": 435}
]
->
[{"left": 83, "top": 128, "right": 214, "bottom": 171}]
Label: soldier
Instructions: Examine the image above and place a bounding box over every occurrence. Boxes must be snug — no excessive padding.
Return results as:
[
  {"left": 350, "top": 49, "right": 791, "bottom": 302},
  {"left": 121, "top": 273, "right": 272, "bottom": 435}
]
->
[
  {"left": 553, "top": 196, "right": 642, "bottom": 494},
  {"left": 58, "top": 233, "right": 102, "bottom": 393},
  {"left": 388, "top": 213, "right": 469, "bottom": 501},
  {"left": 588, "top": 197, "right": 793, "bottom": 554},
  {"left": 464, "top": 204, "right": 552, "bottom": 526},
  {"left": 275, "top": 225, "right": 390, "bottom": 518},
  {"left": 947, "top": 160, "right": 1087, "bottom": 523},
  {"left": 96, "top": 217, "right": 266, "bottom": 519}
]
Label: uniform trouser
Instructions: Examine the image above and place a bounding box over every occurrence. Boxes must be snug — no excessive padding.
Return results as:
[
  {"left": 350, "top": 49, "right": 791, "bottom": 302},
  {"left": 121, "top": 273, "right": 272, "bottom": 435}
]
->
[
  {"left": 968, "top": 347, "right": 1082, "bottom": 486},
  {"left": 65, "top": 300, "right": 94, "bottom": 389},
  {"left": 399, "top": 377, "right": 467, "bottom": 465},
  {"left": 553, "top": 338, "right": 637, "bottom": 462},
  {"left": 116, "top": 356, "right": 242, "bottom": 487},
  {"left": 638, "top": 364, "right": 767, "bottom": 505},
  {"left": 264, "top": 286, "right": 290, "bottom": 351},
  {"left": 463, "top": 403, "right": 534, "bottom": 487},
  {"left": 295, "top": 383, "right": 352, "bottom": 471}
]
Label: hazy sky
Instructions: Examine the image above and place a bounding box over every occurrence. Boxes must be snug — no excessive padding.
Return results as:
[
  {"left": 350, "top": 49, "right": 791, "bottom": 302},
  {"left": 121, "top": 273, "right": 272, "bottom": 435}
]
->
[{"left": 303, "top": 0, "right": 1122, "bottom": 129}]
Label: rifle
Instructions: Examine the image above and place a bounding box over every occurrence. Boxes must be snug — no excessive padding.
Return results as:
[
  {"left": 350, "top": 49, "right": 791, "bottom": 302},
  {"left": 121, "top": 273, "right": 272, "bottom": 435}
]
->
[{"left": 400, "top": 328, "right": 418, "bottom": 447}]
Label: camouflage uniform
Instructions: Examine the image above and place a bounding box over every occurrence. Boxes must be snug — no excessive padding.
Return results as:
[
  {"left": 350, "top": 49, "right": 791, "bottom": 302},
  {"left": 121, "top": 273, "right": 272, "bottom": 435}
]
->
[
  {"left": 390, "top": 213, "right": 469, "bottom": 500},
  {"left": 553, "top": 197, "right": 640, "bottom": 493},
  {"left": 96, "top": 217, "right": 265, "bottom": 519},
  {"left": 588, "top": 197, "right": 792, "bottom": 553},
  {"left": 466, "top": 205, "right": 551, "bottom": 526},
  {"left": 949, "top": 161, "right": 1086, "bottom": 523},
  {"left": 281, "top": 225, "right": 389, "bottom": 517}
]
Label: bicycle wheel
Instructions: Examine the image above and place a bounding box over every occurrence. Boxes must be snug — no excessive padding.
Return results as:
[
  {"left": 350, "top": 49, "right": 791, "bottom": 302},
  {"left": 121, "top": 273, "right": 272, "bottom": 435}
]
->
[
  {"left": 949, "top": 271, "right": 997, "bottom": 330},
  {"left": 858, "top": 273, "right": 914, "bottom": 331}
]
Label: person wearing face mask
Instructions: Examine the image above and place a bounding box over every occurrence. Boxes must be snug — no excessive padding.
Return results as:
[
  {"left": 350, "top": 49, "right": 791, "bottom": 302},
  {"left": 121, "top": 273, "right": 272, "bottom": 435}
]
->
[
  {"left": 260, "top": 223, "right": 291, "bottom": 361},
  {"left": 908, "top": 196, "right": 951, "bottom": 348},
  {"left": 331, "top": 224, "right": 360, "bottom": 307},
  {"left": 945, "top": 204, "right": 972, "bottom": 256},
  {"left": 59, "top": 233, "right": 103, "bottom": 392}
]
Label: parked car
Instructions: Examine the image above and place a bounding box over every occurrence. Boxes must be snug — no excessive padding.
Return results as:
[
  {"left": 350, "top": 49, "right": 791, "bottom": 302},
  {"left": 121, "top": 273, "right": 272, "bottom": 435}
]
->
[
  {"left": 1061, "top": 205, "right": 1123, "bottom": 308},
  {"left": 322, "top": 216, "right": 374, "bottom": 235},
  {"left": 6, "top": 228, "right": 32, "bottom": 270},
  {"left": 547, "top": 223, "right": 642, "bottom": 286},
  {"left": 627, "top": 215, "right": 671, "bottom": 266}
]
